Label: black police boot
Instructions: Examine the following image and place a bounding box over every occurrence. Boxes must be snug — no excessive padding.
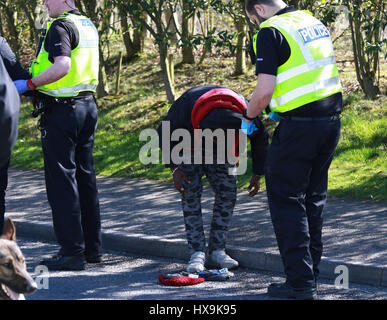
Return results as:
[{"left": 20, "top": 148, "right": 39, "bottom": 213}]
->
[
  {"left": 85, "top": 252, "right": 103, "bottom": 263},
  {"left": 39, "top": 253, "right": 86, "bottom": 271},
  {"left": 267, "top": 282, "right": 317, "bottom": 300}
]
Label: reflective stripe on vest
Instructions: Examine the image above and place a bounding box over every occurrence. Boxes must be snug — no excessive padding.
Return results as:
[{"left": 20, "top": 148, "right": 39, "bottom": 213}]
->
[
  {"left": 41, "top": 84, "right": 98, "bottom": 97},
  {"left": 270, "top": 76, "right": 341, "bottom": 109},
  {"left": 253, "top": 11, "right": 341, "bottom": 113},
  {"left": 30, "top": 12, "right": 99, "bottom": 97}
]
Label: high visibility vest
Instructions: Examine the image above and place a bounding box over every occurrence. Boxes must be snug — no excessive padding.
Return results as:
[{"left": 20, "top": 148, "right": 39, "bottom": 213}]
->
[
  {"left": 253, "top": 10, "right": 342, "bottom": 113},
  {"left": 30, "top": 12, "right": 99, "bottom": 97}
]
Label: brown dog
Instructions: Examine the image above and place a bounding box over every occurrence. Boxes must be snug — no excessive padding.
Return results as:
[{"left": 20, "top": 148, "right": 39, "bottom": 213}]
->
[{"left": 0, "top": 218, "right": 37, "bottom": 300}]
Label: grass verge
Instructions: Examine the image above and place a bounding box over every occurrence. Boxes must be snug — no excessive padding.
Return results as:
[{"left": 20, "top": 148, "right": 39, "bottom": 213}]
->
[{"left": 10, "top": 49, "right": 387, "bottom": 202}]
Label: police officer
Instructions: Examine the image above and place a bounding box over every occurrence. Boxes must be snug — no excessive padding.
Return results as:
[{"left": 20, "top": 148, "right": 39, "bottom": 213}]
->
[
  {"left": 158, "top": 85, "right": 268, "bottom": 273},
  {"left": 0, "top": 37, "right": 30, "bottom": 233},
  {"left": 243, "top": 0, "right": 342, "bottom": 299},
  {"left": 13, "top": 0, "right": 101, "bottom": 270}
]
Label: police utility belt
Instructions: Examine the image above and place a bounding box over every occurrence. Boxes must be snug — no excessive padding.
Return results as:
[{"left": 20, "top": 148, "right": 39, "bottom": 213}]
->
[
  {"left": 280, "top": 114, "right": 340, "bottom": 121},
  {"left": 32, "top": 93, "right": 94, "bottom": 118},
  {"left": 42, "top": 93, "right": 94, "bottom": 106}
]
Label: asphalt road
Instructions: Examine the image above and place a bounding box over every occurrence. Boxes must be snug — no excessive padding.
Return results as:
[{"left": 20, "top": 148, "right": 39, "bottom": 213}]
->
[{"left": 15, "top": 237, "right": 387, "bottom": 301}]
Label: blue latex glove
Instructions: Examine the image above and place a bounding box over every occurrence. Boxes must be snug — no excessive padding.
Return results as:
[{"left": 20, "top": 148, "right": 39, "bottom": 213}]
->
[
  {"left": 269, "top": 112, "right": 280, "bottom": 122},
  {"left": 241, "top": 118, "right": 258, "bottom": 135},
  {"left": 13, "top": 80, "right": 28, "bottom": 95}
]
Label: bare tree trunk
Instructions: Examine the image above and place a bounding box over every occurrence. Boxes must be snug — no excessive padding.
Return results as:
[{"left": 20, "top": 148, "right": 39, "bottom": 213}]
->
[
  {"left": 2, "top": 4, "right": 20, "bottom": 54},
  {"left": 0, "top": 11, "right": 5, "bottom": 35},
  {"left": 347, "top": 2, "right": 380, "bottom": 99},
  {"left": 181, "top": 0, "right": 195, "bottom": 64},
  {"left": 197, "top": 10, "right": 214, "bottom": 65},
  {"left": 130, "top": 14, "right": 146, "bottom": 54},
  {"left": 164, "top": 8, "right": 179, "bottom": 46},
  {"left": 97, "top": 46, "right": 110, "bottom": 97},
  {"left": 119, "top": 6, "right": 135, "bottom": 59},
  {"left": 159, "top": 41, "right": 175, "bottom": 103},
  {"left": 234, "top": 17, "right": 246, "bottom": 76},
  {"left": 118, "top": 3, "right": 145, "bottom": 61},
  {"left": 81, "top": 0, "right": 109, "bottom": 97},
  {"left": 127, "top": 0, "right": 176, "bottom": 102},
  {"left": 22, "top": 3, "right": 38, "bottom": 45}
]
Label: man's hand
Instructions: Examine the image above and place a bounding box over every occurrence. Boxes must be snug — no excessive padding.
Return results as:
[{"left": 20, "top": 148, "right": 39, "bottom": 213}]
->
[
  {"left": 241, "top": 118, "right": 258, "bottom": 135},
  {"left": 171, "top": 167, "right": 190, "bottom": 194},
  {"left": 247, "top": 174, "right": 261, "bottom": 197},
  {"left": 13, "top": 80, "right": 28, "bottom": 95}
]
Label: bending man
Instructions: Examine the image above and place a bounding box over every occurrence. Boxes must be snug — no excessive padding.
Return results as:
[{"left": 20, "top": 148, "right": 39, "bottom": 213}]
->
[{"left": 158, "top": 85, "right": 268, "bottom": 273}]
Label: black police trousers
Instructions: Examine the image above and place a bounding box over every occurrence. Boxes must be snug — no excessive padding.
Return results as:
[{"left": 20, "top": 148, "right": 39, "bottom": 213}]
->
[
  {"left": 265, "top": 116, "right": 341, "bottom": 288},
  {"left": 40, "top": 96, "right": 101, "bottom": 257},
  {"left": 0, "top": 159, "right": 9, "bottom": 233}
]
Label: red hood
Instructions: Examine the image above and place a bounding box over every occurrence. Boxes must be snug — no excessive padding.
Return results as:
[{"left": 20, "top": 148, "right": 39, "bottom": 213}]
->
[{"left": 191, "top": 88, "right": 247, "bottom": 129}]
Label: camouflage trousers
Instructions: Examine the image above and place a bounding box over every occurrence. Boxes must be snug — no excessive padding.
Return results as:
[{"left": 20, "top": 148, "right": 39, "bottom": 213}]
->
[{"left": 179, "top": 163, "right": 237, "bottom": 254}]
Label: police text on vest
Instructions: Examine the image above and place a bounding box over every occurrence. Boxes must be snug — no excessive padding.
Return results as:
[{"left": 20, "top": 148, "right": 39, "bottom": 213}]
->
[{"left": 298, "top": 24, "right": 330, "bottom": 44}]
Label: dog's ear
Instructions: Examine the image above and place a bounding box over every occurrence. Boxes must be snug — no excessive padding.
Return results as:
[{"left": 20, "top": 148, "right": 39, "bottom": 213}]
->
[{"left": 1, "top": 218, "right": 16, "bottom": 241}]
